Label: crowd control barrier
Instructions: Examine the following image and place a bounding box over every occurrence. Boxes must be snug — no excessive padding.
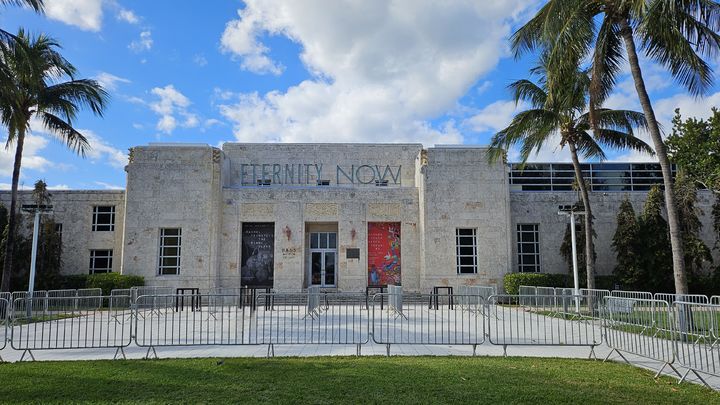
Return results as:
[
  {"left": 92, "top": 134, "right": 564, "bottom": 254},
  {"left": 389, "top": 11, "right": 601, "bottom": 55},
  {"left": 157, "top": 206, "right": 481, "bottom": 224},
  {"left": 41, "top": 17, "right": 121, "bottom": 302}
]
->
[
  {"left": 602, "top": 297, "right": 679, "bottom": 378},
  {"left": 371, "top": 293, "right": 485, "bottom": 356},
  {"left": 10, "top": 295, "right": 132, "bottom": 361},
  {"left": 487, "top": 294, "right": 601, "bottom": 357},
  {"left": 673, "top": 301, "right": 720, "bottom": 387}
]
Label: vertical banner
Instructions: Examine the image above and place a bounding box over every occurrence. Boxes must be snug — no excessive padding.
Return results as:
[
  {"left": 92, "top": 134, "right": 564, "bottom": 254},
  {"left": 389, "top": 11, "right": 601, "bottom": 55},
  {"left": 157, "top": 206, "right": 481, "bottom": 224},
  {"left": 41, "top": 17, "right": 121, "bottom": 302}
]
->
[
  {"left": 241, "top": 222, "right": 275, "bottom": 287},
  {"left": 367, "top": 222, "right": 401, "bottom": 286}
]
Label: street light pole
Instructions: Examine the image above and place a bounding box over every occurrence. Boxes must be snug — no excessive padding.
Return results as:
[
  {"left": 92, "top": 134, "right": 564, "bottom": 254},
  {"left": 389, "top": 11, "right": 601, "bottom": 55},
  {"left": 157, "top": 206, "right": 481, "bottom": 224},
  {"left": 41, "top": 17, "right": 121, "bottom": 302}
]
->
[
  {"left": 559, "top": 205, "right": 585, "bottom": 313},
  {"left": 21, "top": 204, "right": 53, "bottom": 317}
]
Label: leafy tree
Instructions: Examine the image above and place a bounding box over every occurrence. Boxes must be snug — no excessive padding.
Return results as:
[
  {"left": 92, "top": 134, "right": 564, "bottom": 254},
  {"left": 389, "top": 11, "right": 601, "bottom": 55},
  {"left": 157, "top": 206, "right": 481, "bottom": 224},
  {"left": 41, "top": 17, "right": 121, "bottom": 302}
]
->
[
  {"left": 636, "top": 186, "right": 674, "bottom": 292},
  {"left": 0, "top": 31, "right": 108, "bottom": 292},
  {"left": 489, "top": 59, "right": 650, "bottom": 289},
  {"left": 512, "top": 0, "right": 720, "bottom": 295},
  {"left": 674, "top": 172, "right": 713, "bottom": 285},
  {"left": 667, "top": 109, "right": 720, "bottom": 193},
  {"left": 612, "top": 198, "right": 641, "bottom": 287}
]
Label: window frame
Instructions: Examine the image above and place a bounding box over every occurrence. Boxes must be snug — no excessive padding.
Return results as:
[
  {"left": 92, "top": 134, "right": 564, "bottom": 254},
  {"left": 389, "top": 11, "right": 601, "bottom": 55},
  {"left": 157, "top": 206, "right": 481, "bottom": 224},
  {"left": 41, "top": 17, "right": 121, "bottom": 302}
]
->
[
  {"left": 92, "top": 206, "right": 116, "bottom": 232},
  {"left": 158, "top": 228, "right": 182, "bottom": 276},
  {"left": 455, "top": 228, "right": 478, "bottom": 275},
  {"left": 89, "top": 249, "right": 113, "bottom": 274},
  {"left": 516, "top": 223, "right": 541, "bottom": 273}
]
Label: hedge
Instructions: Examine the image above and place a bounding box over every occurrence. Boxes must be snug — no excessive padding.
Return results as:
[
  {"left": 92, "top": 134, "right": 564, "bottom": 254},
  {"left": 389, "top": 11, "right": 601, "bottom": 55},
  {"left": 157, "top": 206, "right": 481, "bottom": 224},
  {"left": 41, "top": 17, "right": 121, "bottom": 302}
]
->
[
  {"left": 503, "top": 273, "right": 618, "bottom": 295},
  {"left": 86, "top": 273, "right": 145, "bottom": 295}
]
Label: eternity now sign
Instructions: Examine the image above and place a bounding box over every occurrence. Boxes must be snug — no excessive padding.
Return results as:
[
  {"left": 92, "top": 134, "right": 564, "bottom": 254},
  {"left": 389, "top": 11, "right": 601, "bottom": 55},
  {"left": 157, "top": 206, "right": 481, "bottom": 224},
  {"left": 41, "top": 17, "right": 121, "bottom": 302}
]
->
[{"left": 238, "top": 163, "right": 402, "bottom": 185}]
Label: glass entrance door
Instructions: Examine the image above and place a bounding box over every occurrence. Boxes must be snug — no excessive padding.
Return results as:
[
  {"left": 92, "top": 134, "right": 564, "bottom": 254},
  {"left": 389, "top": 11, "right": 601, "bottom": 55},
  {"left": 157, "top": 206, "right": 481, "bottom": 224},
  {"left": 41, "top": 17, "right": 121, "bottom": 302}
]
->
[{"left": 309, "top": 232, "right": 337, "bottom": 287}]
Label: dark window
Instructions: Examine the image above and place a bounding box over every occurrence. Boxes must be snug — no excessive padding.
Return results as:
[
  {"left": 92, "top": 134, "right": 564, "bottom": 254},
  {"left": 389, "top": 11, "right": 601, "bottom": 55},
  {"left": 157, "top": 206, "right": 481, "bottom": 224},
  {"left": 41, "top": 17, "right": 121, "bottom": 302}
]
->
[
  {"left": 456, "top": 228, "right": 477, "bottom": 274},
  {"left": 159, "top": 228, "right": 182, "bottom": 275},
  {"left": 89, "top": 249, "right": 113, "bottom": 274},
  {"left": 92, "top": 206, "right": 115, "bottom": 231},
  {"left": 517, "top": 224, "right": 541, "bottom": 272}
]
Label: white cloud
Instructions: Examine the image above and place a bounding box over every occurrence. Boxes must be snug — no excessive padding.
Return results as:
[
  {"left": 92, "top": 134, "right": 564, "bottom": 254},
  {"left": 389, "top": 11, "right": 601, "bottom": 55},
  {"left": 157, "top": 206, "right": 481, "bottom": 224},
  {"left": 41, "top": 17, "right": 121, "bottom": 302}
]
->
[
  {"left": 0, "top": 134, "right": 52, "bottom": 177},
  {"left": 94, "top": 181, "right": 124, "bottom": 190},
  {"left": 193, "top": 54, "right": 208, "bottom": 67},
  {"left": 81, "top": 129, "right": 128, "bottom": 168},
  {"left": 94, "top": 72, "right": 130, "bottom": 91},
  {"left": 148, "top": 85, "right": 198, "bottom": 134},
  {"left": 117, "top": 8, "right": 139, "bottom": 24},
  {"left": 464, "top": 99, "right": 527, "bottom": 133},
  {"left": 218, "top": 0, "right": 533, "bottom": 145},
  {"left": 610, "top": 91, "right": 720, "bottom": 162},
  {"left": 129, "top": 30, "right": 153, "bottom": 53},
  {"left": 44, "top": 0, "right": 103, "bottom": 31}
]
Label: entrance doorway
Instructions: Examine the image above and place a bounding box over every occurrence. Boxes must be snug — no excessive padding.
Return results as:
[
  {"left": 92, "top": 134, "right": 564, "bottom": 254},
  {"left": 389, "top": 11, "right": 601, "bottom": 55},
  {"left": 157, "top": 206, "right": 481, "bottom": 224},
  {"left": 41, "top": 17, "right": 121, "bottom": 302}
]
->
[{"left": 309, "top": 232, "right": 337, "bottom": 287}]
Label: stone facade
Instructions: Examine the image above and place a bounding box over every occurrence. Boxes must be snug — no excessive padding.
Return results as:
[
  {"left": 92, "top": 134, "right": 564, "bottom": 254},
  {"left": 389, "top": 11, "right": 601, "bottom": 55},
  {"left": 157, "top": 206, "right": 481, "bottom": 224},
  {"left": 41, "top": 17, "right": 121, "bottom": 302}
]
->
[{"left": 1, "top": 142, "right": 717, "bottom": 292}]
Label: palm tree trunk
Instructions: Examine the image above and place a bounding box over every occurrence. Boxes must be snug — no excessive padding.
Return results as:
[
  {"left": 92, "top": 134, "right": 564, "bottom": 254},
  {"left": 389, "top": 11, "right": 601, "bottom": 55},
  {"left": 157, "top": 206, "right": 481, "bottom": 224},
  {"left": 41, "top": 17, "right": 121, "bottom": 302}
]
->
[
  {"left": 568, "top": 142, "right": 596, "bottom": 290},
  {"left": 1, "top": 128, "right": 25, "bottom": 292},
  {"left": 619, "top": 18, "right": 688, "bottom": 295}
]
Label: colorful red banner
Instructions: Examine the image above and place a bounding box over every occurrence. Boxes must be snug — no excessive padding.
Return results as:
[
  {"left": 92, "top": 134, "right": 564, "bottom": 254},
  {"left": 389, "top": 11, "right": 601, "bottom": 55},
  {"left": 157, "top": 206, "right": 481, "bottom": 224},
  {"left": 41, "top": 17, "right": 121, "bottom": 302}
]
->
[{"left": 367, "top": 222, "right": 401, "bottom": 286}]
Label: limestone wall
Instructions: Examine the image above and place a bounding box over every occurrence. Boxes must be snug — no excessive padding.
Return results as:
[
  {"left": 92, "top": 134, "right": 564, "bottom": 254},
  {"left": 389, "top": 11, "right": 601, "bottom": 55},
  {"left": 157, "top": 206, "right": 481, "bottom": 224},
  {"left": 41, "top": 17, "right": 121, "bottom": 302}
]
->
[
  {"left": 122, "top": 144, "right": 222, "bottom": 289},
  {"left": 420, "top": 147, "right": 512, "bottom": 292},
  {"left": 509, "top": 190, "right": 719, "bottom": 277},
  {"left": 0, "top": 190, "right": 125, "bottom": 276}
]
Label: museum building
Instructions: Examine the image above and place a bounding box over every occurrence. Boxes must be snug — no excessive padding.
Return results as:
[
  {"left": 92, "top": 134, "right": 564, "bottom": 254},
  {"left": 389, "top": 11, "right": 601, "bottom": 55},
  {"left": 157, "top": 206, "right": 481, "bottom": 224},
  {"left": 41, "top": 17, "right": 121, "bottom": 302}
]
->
[{"left": 1, "top": 142, "right": 717, "bottom": 292}]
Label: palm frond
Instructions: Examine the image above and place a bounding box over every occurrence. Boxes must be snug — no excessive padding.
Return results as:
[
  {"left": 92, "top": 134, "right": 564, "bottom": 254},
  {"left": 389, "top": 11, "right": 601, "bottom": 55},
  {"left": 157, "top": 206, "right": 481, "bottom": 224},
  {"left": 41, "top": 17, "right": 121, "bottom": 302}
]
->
[
  {"left": 508, "top": 79, "right": 547, "bottom": 108},
  {"left": 39, "top": 112, "right": 90, "bottom": 156}
]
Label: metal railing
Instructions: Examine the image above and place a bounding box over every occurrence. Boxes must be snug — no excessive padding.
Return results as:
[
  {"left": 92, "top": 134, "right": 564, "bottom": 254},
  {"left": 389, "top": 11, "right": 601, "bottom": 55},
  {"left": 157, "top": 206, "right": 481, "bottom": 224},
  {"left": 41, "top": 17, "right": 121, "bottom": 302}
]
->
[
  {"left": 602, "top": 297, "right": 679, "bottom": 378},
  {"left": 0, "top": 297, "right": 8, "bottom": 354},
  {"left": 610, "top": 290, "right": 653, "bottom": 300},
  {"left": 487, "top": 294, "right": 602, "bottom": 357},
  {"left": 371, "top": 293, "right": 485, "bottom": 356},
  {"left": 673, "top": 301, "right": 720, "bottom": 386},
  {"left": 257, "top": 292, "right": 369, "bottom": 356},
  {"left": 10, "top": 295, "right": 132, "bottom": 361}
]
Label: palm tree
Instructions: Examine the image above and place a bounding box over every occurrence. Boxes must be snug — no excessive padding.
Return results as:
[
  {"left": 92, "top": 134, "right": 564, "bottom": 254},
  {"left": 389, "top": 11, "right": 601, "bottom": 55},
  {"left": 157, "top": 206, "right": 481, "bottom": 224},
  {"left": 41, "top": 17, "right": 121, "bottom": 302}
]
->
[
  {"left": 0, "top": 30, "right": 108, "bottom": 292},
  {"left": 511, "top": 0, "right": 720, "bottom": 295},
  {"left": 489, "top": 63, "right": 652, "bottom": 290}
]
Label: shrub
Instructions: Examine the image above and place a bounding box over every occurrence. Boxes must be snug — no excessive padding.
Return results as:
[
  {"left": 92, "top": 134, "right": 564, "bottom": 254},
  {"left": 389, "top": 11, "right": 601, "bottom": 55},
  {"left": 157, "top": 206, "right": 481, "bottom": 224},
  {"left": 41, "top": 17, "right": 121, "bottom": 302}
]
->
[
  {"left": 56, "top": 274, "right": 89, "bottom": 290},
  {"left": 86, "top": 273, "right": 144, "bottom": 295},
  {"left": 503, "top": 273, "right": 568, "bottom": 295}
]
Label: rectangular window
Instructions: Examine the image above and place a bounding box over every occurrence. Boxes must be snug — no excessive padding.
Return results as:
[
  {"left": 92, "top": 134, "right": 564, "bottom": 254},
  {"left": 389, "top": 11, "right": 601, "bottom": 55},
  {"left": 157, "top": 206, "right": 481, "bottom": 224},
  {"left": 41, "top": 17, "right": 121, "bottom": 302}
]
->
[
  {"left": 89, "top": 249, "right": 113, "bottom": 274},
  {"left": 158, "top": 228, "right": 182, "bottom": 275},
  {"left": 456, "top": 228, "right": 477, "bottom": 274},
  {"left": 54, "top": 223, "right": 63, "bottom": 239},
  {"left": 92, "top": 206, "right": 115, "bottom": 231},
  {"left": 517, "top": 224, "right": 541, "bottom": 273}
]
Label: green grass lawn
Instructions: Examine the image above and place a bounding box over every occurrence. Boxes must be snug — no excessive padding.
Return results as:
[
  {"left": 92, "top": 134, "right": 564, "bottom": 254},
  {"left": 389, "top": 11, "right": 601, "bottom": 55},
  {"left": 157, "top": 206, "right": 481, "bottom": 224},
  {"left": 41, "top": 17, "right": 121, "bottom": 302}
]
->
[{"left": 0, "top": 356, "right": 716, "bottom": 404}]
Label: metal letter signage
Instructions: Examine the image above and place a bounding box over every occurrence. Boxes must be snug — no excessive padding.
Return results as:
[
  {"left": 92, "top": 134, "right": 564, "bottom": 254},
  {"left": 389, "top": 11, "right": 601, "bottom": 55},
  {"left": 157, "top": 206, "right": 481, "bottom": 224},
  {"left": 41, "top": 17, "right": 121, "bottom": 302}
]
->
[{"left": 238, "top": 163, "right": 401, "bottom": 186}]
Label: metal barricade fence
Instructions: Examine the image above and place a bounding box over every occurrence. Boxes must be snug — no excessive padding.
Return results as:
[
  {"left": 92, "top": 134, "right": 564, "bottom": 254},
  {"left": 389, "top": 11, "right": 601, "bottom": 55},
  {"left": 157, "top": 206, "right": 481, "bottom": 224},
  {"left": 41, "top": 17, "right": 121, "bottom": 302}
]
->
[
  {"left": 518, "top": 286, "right": 537, "bottom": 307},
  {"left": 10, "top": 291, "right": 48, "bottom": 315},
  {"left": 372, "top": 293, "right": 485, "bottom": 356},
  {"left": 134, "top": 294, "right": 255, "bottom": 357},
  {"left": 255, "top": 292, "right": 369, "bottom": 356},
  {"left": 602, "top": 297, "right": 678, "bottom": 378},
  {"left": 456, "top": 286, "right": 496, "bottom": 310},
  {"left": 653, "top": 293, "right": 708, "bottom": 305},
  {"left": 131, "top": 287, "right": 174, "bottom": 309},
  {"left": 47, "top": 289, "right": 77, "bottom": 299},
  {"left": 306, "top": 286, "right": 323, "bottom": 316},
  {"left": 487, "top": 294, "right": 601, "bottom": 357},
  {"left": 712, "top": 296, "right": 720, "bottom": 306},
  {"left": 579, "top": 289, "right": 610, "bottom": 319},
  {"left": 11, "top": 295, "right": 133, "bottom": 360},
  {"left": 77, "top": 288, "right": 103, "bottom": 310},
  {"left": 535, "top": 287, "right": 556, "bottom": 307},
  {"left": 387, "top": 285, "right": 404, "bottom": 317},
  {"left": 611, "top": 290, "right": 653, "bottom": 300},
  {"left": 673, "top": 301, "right": 720, "bottom": 386},
  {"left": 0, "top": 297, "right": 8, "bottom": 353}
]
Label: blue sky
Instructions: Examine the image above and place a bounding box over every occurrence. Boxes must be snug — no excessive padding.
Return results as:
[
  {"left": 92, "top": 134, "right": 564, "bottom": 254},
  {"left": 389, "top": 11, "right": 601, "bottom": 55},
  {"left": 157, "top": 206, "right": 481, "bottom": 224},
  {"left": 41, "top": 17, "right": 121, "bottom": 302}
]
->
[{"left": 1, "top": 0, "right": 719, "bottom": 190}]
